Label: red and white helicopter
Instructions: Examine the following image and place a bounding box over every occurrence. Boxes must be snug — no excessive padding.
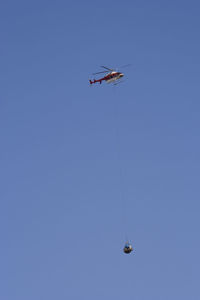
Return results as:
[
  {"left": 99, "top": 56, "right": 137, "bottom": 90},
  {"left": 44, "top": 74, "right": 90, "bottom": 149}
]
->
[{"left": 89, "top": 65, "right": 128, "bottom": 85}]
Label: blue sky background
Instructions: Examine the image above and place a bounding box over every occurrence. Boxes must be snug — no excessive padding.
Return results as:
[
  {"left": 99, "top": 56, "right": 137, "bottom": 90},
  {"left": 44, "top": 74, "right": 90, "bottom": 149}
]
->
[{"left": 0, "top": 0, "right": 200, "bottom": 299}]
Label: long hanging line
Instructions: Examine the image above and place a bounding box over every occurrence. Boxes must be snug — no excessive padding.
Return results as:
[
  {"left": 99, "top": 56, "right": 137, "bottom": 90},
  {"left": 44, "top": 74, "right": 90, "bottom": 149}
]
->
[
  {"left": 112, "top": 88, "right": 128, "bottom": 241},
  {"left": 112, "top": 86, "right": 133, "bottom": 255}
]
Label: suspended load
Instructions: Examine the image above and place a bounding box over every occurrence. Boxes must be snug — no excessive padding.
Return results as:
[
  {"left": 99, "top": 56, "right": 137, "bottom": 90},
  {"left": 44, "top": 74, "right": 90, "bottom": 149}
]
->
[{"left": 123, "top": 242, "right": 133, "bottom": 254}]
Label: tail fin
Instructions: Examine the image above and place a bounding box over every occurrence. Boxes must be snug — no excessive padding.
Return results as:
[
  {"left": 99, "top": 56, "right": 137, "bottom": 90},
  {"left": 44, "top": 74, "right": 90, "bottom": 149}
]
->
[{"left": 89, "top": 80, "right": 93, "bottom": 84}]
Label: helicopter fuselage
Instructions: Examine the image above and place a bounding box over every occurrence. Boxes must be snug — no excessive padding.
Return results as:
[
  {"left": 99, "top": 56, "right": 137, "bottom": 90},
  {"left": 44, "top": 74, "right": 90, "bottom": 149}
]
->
[{"left": 90, "top": 71, "right": 124, "bottom": 85}]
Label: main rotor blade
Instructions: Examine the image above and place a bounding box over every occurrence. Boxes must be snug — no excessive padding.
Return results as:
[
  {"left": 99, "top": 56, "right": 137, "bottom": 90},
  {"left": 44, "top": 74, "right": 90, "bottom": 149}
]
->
[
  {"left": 120, "top": 64, "right": 132, "bottom": 69},
  {"left": 101, "top": 66, "right": 114, "bottom": 71},
  {"left": 93, "top": 71, "right": 108, "bottom": 75}
]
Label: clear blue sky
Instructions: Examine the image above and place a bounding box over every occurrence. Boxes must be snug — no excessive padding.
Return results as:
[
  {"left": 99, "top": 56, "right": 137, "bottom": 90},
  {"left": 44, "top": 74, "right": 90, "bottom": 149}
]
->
[{"left": 0, "top": 1, "right": 200, "bottom": 299}]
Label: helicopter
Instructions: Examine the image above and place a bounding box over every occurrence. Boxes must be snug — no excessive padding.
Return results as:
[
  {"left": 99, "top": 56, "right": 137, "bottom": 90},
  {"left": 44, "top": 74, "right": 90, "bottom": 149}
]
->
[
  {"left": 123, "top": 242, "right": 133, "bottom": 254},
  {"left": 89, "top": 66, "right": 126, "bottom": 85}
]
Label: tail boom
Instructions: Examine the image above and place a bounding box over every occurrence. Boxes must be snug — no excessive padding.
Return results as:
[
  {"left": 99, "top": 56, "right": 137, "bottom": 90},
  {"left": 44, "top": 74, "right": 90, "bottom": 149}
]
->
[{"left": 89, "top": 78, "right": 103, "bottom": 85}]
